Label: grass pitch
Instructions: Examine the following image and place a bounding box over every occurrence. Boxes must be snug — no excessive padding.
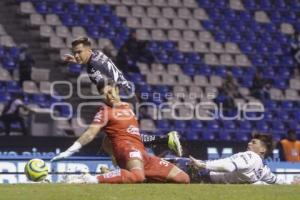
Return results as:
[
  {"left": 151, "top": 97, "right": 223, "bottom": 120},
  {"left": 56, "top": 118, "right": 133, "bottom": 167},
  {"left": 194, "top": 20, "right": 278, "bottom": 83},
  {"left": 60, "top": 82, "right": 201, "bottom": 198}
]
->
[{"left": 0, "top": 184, "right": 299, "bottom": 200}]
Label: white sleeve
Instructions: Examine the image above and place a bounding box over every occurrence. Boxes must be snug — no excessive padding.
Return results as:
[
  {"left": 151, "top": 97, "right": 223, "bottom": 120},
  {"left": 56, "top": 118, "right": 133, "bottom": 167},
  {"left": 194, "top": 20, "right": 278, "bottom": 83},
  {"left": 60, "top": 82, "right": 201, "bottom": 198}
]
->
[
  {"left": 205, "top": 158, "right": 237, "bottom": 172},
  {"left": 205, "top": 152, "right": 258, "bottom": 173},
  {"left": 260, "top": 165, "right": 279, "bottom": 184},
  {"left": 229, "top": 152, "right": 256, "bottom": 170}
]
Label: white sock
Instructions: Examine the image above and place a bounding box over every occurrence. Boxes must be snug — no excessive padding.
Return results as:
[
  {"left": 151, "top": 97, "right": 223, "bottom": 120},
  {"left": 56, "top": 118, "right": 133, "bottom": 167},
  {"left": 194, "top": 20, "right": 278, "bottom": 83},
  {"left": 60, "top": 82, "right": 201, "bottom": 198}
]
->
[{"left": 86, "top": 174, "right": 99, "bottom": 184}]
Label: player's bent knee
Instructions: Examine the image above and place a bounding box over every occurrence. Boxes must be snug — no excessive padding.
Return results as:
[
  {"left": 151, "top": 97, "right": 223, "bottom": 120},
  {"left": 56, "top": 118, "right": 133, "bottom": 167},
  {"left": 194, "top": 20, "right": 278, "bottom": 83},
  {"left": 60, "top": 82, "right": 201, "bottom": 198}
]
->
[
  {"left": 127, "top": 169, "right": 145, "bottom": 183},
  {"left": 167, "top": 166, "right": 190, "bottom": 184},
  {"left": 173, "top": 171, "right": 190, "bottom": 184},
  {"left": 132, "top": 172, "right": 145, "bottom": 183}
]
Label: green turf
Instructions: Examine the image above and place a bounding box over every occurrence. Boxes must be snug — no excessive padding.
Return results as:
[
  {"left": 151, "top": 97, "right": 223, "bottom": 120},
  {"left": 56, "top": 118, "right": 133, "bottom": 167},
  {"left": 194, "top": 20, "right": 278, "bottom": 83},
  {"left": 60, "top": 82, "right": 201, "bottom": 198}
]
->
[{"left": 0, "top": 184, "right": 299, "bottom": 200}]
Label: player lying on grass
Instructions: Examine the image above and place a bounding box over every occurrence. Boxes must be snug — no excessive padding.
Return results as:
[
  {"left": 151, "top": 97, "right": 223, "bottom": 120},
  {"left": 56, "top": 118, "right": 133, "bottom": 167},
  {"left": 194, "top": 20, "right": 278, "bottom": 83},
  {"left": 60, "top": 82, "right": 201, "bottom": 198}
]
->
[
  {"left": 64, "top": 36, "right": 182, "bottom": 157},
  {"left": 189, "top": 134, "right": 290, "bottom": 184},
  {"left": 51, "top": 80, "right": 190, "bottom": 184}
]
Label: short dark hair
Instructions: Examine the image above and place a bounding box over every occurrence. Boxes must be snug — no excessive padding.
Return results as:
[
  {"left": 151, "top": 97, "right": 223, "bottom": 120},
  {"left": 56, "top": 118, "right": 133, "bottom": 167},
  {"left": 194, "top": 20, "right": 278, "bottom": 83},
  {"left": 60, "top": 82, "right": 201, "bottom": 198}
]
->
[
  {"left": 287, "top": 129, "right": 296, "bottom": 135},
  {"left": 96, "top": 78, "right": 116, "bottom": 93},
  {"left": 253, "top": 133, "right": 274, "bottom": 157},
  {"left": 71, "top": 37, "right": 91, "bottom": 47}
]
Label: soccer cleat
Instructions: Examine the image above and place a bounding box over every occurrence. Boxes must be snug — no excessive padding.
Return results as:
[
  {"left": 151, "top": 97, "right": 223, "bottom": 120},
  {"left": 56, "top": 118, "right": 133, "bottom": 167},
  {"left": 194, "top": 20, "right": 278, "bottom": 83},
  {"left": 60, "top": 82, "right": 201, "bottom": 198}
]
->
[
  {"left": 167, "top": 131, "right": 183, "bottom": 157},
  {"left": 61, "top": 173, "right": 98, "bottom": 184}
]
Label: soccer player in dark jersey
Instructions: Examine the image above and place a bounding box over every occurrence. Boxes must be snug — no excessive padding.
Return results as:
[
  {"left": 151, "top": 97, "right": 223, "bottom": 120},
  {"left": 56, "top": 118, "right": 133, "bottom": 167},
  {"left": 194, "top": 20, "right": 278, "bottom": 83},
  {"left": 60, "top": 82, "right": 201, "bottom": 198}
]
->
[{"left": 62, "top": 37, "right": 182, "bottom": 156}]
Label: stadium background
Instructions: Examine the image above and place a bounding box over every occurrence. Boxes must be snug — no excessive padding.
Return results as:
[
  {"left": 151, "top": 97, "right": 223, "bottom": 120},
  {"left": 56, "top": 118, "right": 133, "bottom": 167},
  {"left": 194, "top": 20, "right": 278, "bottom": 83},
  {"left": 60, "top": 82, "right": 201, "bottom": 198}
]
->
[{"left": 0, "top": 0, "right": 300, "bottom": 185}]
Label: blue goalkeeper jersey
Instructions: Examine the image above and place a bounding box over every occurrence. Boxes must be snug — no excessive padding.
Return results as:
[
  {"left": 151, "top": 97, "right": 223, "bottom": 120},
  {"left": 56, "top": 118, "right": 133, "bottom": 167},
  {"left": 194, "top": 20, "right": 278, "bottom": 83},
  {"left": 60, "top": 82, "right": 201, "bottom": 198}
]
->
[{"left": 85, "top": 50, "right": 132, "bottom": 91}]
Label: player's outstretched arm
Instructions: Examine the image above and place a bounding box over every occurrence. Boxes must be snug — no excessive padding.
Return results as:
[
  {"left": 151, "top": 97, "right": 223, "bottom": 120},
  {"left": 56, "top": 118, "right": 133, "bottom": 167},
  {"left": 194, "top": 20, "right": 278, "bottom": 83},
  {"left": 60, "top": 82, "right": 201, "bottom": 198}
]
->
[
  {"left": 189, "top": 156, "right": 206, "bottom": 169},
  {"left": 62, "top": 54, "right": 77, "bottom": 63},
  {"left": 51, "top": 123, "right": 104, "bottom": 162}
]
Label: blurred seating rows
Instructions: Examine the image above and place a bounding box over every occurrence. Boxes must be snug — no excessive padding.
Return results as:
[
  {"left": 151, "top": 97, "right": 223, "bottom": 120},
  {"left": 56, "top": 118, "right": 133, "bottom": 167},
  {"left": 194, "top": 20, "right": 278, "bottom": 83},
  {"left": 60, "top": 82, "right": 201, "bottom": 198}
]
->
[{"left": 8, "top": 0, "right": 300, "bottom": 140}]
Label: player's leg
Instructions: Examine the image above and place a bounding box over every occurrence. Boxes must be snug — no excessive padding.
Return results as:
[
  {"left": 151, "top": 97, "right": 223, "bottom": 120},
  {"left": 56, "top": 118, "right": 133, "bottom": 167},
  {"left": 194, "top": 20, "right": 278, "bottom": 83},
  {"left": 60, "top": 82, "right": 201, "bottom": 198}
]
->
[
  {"left": 2, "top": 115, "right": 12, "bottom": 136},
  {"left": 145, "top": 156, "right": 190, "bottom": 183},
  {"left": 97, "top": 159, "right": 145, "bottom": 183},
  {"left": 97, "top": 146, "right": 146, "bottom": 183},
  {"left": 142, "top": 131, "right": 183, "bottom": 156},
  {"left": 166, "top": 165, "right": 190, "bottom": 183},
  {"left": 64, "top": 159, "right": 146, "bottom": 184},
  {"left": 102, "top": 131, "right": 183, "bottom": 157},
  {"left": 16, "top": 116, "right": 27, "bottom": 136}
]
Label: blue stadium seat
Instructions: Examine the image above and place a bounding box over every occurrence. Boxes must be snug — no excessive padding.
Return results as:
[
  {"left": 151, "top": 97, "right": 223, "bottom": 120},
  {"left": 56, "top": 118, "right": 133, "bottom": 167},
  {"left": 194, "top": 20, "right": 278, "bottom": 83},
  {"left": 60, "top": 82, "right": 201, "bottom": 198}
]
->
[
  {"left": 78, "top": 15, "right": 91, "bottom": 26},
  {"left": 198, "top": 0, "right": 212, "bottom": 8},
  {"left": 239, "top": 120, "right": 253, "bottom": 132},
  {"left": 153, "top": 85, "right": 169, "bottom": 94},
  {"left": 281, "top": 101, "right": 295, "bottom": 110},
  {"left": 157, "top": 52, "right": 169, "bottom": 64},
  {"left": 60, "top": 106, "right": 74, "bottom": 117},
  {"left": 162, "top": 41, "right": 175, "bottom": 52},
  {"left": 273, "top": 79, "right": 288, "bottom": 89},
  {"left": 218, "top": 131, "right": 231, "bottom": 141},
  {"left": 51, "top": 2, "right": 64, "bottom": 14},
  {"left": 190, "top": 120, "right": 204, "bottom": 130},
  {"left": 260, "top": 0, "right": 272, "bottom": 10},
  {"left": 35, "top": 2, "right": 48, "bottom": 14},
  {"left": 222, "top": 120, "right": 236, "bottom": 131},
  {"left": 214, "top": 66, "right": 227, "bottom": 77},
  {"left": 98, "top": 5, "right": 112, "bottom": 16},
  {"left": 288, "top": 121, "right": 300, "bottom": 131},
  {"left": 87, "top": 27, "right": 100, "bottom": 38},
  {"left": 234, "top": 131, "right": 250, "bottom": 141},
  {"left": 271, "top": 120, "right": 286, "bottom": 133},
  {"left": 0, "top": 92, "right": 11, "bottom": 102},
  {"left": 9, "top": 47, "right": 20, "bottom": 59},
  {"left": 198, "top": 65, "right": 212, "bottom": 75},
  {"left": 68, "top": 63, "right": 82, "bottom": 74},
  {"left": 185, "top": 53, "right": 202, "bottom": 64},
  {"left": 292, "top": 110, "right": 300, "bottom": 121},
  {"left": 263, "top": 100, "right": 278, "bottom": 110},
  {"left": 186, "top": 131, "right": 200, "bottom": 140},
  {"left": 6, "top": 81, "right": 21, "bottom": 93},
  {"left": 83, "top": 4, "right": 96, "bottom": 14},
  {"left": 67, "top": 2, "right": 80, "bottom": 14},
  {"left": 243, "top": 0, "right": 257, "bottom": 9},
  {"left": 0, "top": 46, "right": 5, "bottom": 58},
  {"left": 182, "top": 64, "right": 196, "bottom": 76},
  {"left": 202, "top": 20, "right": 215, "bottom": 30},
  {"left": 174, "top": 120, "right": 187, "bottom": 131},
  {"left": 201, "top": 131, "right": 216, "bottom": 141},
  {"left": 156, "top": 119, "right": 171, "bottom": 131},
  {"left": 206, "top": 120, "right": 221, "bottom": 132},
  {"left": 264, "top": 110, "right": 275, "bottom": 121},
  {"left": 232, "top": 67, "right": 244, "bottom": 78},
  {"left": 275, "top": 110, "right": 291, "bottom": 121},
  {"left": 2, "top": 57, "right": 17, "bottom": 71},
  {"left": 92, "top": 15, "right": 105, "bottom": 26},
  {"left": 255, "top": 121, "right": 270, "bottom": 131},
  {"left": 60, "top": 14, "right": 76, "bottom": 26},
  {"left": 170, "top": 51, "right": 185, "bottom": 64}
]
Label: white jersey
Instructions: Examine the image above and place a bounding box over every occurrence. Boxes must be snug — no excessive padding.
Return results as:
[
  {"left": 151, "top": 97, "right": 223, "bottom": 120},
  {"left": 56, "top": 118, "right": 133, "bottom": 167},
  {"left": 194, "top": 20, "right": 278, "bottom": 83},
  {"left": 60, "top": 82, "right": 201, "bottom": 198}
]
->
[{"left": 208, "top": 151, "right": 277, "bottom": 184}]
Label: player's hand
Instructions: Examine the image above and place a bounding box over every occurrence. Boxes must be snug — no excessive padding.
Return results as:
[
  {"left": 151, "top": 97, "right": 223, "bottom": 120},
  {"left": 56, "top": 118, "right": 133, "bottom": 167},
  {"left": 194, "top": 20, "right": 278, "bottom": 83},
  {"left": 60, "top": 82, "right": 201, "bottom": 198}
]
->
[
  {"left": 50, "top": 151, "right": 74, "bottom": 162},
  {"left": 62, "top": 54, "right": 76, "bottom": 63},
  {"left": 189, "top": 155, "right": 206, "bottom": 170}
]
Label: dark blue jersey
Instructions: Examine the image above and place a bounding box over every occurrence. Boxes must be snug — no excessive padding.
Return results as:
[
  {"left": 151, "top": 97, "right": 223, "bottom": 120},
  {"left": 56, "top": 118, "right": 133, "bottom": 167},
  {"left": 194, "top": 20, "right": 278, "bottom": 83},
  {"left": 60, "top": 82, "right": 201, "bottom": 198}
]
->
[{"left": 85, "top": 50, "right": 132, "bottom": 91}]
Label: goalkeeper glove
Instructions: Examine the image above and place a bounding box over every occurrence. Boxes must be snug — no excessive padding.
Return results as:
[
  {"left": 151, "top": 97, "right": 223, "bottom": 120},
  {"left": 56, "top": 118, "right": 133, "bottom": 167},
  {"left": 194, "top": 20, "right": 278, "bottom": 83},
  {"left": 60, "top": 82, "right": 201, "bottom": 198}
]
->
[{"left": 50, "top": 142, "right": 82, "bottom": 162}]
